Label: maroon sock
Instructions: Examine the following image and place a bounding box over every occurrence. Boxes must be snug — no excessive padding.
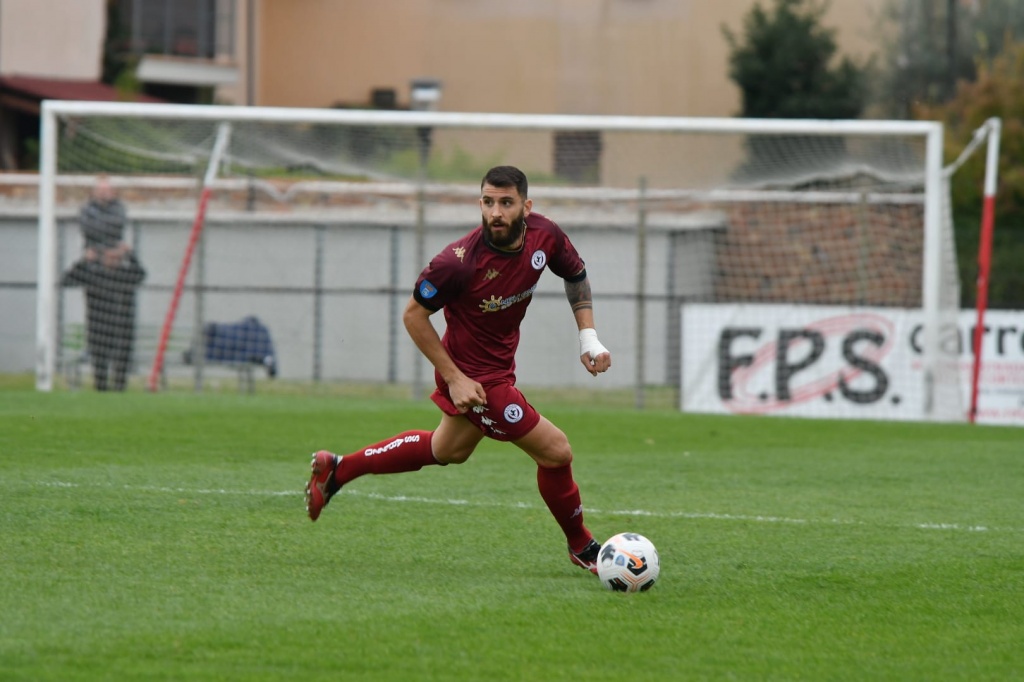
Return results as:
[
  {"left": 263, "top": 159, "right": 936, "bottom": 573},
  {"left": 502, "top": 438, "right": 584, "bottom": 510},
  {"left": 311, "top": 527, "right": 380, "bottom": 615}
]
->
[
  {"left": 536, "top": 463, "right": 592, "bottom": 553},
  {"left": 336, "top": 430, "right": 439, "bottom": 486}
]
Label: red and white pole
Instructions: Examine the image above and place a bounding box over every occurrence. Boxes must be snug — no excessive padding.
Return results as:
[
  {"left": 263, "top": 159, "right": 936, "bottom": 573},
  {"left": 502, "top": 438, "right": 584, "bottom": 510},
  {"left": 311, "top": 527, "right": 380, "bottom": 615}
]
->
[
  {"left": 968, "top": 118, "right": 1001, "bottom": 424},
  {"left": 148, "top": 123, "right": 232, "bottom": 392}
]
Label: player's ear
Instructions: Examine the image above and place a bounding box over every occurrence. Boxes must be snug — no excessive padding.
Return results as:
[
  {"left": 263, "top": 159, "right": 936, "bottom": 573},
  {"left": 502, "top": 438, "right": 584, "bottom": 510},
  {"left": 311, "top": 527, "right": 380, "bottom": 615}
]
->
[{"left": 524, "top": 198, "right": 532, "bottom": 215}]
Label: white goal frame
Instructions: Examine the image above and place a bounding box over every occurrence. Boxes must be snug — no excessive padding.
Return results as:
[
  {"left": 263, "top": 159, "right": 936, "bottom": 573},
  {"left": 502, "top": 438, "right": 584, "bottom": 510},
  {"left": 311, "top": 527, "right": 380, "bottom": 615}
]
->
[{"left": 35, "top": 100, "right": 949, "bottom": 417}]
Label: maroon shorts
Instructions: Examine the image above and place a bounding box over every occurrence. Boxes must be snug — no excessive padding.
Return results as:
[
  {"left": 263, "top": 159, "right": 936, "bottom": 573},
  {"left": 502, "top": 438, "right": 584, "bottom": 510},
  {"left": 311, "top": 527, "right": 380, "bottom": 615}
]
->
[{"left": 431, "top": 379, "right": 540, "bottom": 442}]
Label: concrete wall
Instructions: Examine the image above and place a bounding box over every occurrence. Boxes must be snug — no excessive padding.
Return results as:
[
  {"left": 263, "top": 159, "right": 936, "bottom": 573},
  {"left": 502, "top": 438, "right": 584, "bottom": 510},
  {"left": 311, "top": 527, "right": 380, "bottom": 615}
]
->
[{"left": 0, "top": 205, "right": 717, "bottom": 390}]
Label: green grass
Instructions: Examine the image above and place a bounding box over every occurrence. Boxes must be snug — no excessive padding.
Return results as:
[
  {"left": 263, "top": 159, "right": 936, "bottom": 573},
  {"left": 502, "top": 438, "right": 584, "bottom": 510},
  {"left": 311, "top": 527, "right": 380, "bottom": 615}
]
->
[{"left": 1, "top": 387, "right": 1022, "bottom": 681}]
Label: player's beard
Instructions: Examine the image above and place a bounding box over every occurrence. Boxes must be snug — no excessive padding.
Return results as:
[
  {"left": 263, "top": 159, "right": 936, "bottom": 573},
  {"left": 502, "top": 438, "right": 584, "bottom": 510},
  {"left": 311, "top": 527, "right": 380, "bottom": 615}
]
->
[{"left": 483, "top": 209, "right": 527, "bottom": 250}]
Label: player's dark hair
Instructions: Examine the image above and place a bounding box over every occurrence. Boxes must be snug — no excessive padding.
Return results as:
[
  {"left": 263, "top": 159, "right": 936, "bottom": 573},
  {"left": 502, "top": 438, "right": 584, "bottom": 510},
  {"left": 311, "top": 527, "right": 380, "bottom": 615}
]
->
[{"left": 482, "top": 165, "right": 528, "bottom": 198}]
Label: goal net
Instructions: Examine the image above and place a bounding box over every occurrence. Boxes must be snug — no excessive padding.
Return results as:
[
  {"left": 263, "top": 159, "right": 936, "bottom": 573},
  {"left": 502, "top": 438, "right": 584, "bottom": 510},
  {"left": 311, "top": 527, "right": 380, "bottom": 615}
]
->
[{"left": 36, "top": 102, "right": 966, "bottom": 421}]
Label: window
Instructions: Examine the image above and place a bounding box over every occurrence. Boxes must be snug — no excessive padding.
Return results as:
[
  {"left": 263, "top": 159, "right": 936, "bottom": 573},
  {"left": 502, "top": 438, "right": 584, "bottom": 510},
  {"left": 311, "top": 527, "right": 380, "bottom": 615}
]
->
[{"left": 120, "top": 0, "right": 235, "bottom": 60}]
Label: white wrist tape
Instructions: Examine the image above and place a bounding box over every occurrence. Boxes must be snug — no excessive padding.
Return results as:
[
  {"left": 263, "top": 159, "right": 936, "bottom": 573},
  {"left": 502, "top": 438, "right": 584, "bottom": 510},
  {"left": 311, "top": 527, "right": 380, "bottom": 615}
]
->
[{"left": 578, "top": 328, "right": 609, "bottom": 360}]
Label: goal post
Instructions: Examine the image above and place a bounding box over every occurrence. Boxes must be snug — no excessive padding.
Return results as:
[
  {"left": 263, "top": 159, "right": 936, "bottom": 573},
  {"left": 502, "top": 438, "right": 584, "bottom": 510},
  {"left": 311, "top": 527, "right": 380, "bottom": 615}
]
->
[
  {"left": 966, "top": 117, "right": 1002, "bottom": 424},
  {"left": 35, "top": 106, "right": 59, "bottom": 392},
  {"left": 35, "top": 100, "right": 980, "bottom": 422}
]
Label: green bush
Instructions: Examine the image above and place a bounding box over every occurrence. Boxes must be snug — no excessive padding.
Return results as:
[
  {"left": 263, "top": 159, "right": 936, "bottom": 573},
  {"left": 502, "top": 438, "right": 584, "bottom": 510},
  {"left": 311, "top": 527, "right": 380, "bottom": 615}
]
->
[{"left": 723, "top": 0, "right": 866, "bottom": 119}]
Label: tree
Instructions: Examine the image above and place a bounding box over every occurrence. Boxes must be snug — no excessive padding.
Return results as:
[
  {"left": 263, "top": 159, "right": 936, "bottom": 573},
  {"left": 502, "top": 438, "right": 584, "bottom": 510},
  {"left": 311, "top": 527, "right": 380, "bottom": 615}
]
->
[
  {"left": 722, "top": 0, "right": 868, "bottom": 183},
  {"left": 916, "top": 39, "right": 1024, "bottom": 308},
  {"left": 723, "top": 0, "right": 866, "bottom": 119},
  {"left": 872, "top": 0, "right": 1024, "bottom": 118}
]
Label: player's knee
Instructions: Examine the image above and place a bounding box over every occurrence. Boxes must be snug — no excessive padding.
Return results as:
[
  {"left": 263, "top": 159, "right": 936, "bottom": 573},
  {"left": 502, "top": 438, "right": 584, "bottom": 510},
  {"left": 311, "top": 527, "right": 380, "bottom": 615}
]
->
[
  {"left": 552, "top": 443, "right": 574, "bottom": 467},
  {"left": 537, "top": 437, "right": 573, "bottom": 468}
]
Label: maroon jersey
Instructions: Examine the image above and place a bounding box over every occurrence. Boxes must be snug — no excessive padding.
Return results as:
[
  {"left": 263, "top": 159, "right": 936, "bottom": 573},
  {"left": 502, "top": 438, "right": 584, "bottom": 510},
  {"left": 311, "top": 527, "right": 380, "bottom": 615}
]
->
[{"left": 413, "top": 212, "right": 586, "bottom": 384}]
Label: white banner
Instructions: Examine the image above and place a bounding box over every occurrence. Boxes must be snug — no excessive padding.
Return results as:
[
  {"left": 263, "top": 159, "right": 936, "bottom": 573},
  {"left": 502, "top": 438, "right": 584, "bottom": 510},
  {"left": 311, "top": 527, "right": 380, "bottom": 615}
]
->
[{"left": 681, "top": 304, "right": 1024, "bottom": 426}]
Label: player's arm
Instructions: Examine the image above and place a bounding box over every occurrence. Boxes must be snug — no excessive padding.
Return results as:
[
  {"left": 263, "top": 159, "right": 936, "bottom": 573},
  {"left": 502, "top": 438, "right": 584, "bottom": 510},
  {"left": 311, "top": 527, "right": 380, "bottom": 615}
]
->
[
  {"left": 402, "top": 296, "right": 486, "bottom": 411},
  {"left": 564, "top": 272, "right": 611, "bottom": 376}
]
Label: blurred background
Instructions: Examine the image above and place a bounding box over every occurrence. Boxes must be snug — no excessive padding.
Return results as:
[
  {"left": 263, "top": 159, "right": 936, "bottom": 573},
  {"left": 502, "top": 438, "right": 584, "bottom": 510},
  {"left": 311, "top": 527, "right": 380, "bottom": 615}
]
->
[{"left": 0, "top": 1, "right": 1021, "bottom": 419}]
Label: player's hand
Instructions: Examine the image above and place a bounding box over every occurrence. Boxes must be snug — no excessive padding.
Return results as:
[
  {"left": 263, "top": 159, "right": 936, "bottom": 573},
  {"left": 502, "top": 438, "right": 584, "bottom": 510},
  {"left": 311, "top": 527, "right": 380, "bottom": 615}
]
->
[
  {"left": 579, "top": 329, "right": 611, "bottom": 376},
  {"left": 449, "top": 375, "right": 487, "bottom": 413},
  {"left": 580, "top": 351, "right": 611, "bottom": 376}
]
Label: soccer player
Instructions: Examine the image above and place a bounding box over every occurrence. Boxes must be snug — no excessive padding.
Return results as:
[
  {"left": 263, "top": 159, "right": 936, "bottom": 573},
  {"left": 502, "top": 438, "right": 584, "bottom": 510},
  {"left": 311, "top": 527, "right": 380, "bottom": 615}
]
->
[{"left": 305, "top": 165, "right": 612, "bottom": 573}]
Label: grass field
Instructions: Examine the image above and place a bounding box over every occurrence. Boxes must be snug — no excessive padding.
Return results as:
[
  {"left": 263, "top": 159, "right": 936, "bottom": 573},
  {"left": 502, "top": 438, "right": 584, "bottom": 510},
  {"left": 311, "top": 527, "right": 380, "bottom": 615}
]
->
[{"left": 1, "top": 384, "right": 1022, "bottom": 681}]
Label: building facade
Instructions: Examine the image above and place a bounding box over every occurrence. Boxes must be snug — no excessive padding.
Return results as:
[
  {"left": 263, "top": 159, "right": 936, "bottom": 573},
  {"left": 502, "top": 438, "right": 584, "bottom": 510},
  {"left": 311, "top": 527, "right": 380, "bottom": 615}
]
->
[
  {"left": 250, "top": 0, "right": 884, "bottom": 116},
  {"left": 0, "top": 0, "right": 886, "bottom": 116},
  {"left": 0, "top": 0, "right": 886, "bottom": 170}
]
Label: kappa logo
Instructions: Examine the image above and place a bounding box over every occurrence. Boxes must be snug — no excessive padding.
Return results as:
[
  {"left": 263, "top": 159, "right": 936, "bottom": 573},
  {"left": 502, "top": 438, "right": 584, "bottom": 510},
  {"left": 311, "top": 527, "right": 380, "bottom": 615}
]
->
[
  {"left": 531, "top": 250, "right": 547, "bottom": 270},
  {"left": 453, "top": 246, "right": 466, "bottom": 262},
  {"left": 484, "top": 268, "right": 500, "bottom": 281},
  {"left": 503, "top": 403, "right": 524, "bottom": 423}
]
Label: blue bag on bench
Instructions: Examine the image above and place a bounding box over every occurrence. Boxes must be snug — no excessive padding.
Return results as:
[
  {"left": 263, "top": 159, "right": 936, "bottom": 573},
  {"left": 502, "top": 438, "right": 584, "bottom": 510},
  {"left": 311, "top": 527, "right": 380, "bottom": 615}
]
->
[{"left": 200, "top": 316, "right": 277, "bottom": 377}]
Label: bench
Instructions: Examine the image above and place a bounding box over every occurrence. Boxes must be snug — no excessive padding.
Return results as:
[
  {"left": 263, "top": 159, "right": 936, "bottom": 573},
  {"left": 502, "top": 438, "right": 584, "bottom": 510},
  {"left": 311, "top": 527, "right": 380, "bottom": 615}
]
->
[{"left": 61, "top": 322, "right": 260, "bottom": 392}]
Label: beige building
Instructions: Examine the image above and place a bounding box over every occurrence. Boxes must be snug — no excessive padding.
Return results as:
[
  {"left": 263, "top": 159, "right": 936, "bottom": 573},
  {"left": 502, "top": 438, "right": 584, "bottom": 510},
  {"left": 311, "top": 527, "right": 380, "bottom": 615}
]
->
[
  {"left": 0, "top": 0, "right": 886, "bottom": 170},
  {"left": 0, "top": 0, "right": 108, "bottom": 80},
  {"left": 249, "top": 0, "right": 885, "bottom": 116},
  {"left": 0, "top": 0, "right": 886, "bottom": 116}
]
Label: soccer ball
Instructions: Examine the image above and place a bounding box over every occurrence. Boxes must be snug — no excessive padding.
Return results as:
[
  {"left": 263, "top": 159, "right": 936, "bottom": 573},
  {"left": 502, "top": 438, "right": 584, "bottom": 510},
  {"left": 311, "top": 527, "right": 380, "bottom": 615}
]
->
[{"left": 597, "top": 532, "right": 660, "bottom": 592}]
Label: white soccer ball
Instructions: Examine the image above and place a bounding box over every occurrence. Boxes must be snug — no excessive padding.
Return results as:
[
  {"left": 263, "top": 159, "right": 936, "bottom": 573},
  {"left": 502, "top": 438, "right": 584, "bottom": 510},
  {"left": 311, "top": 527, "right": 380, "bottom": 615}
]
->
[{"left": 597, "top": 532, "right": 660, "bottom": 592}]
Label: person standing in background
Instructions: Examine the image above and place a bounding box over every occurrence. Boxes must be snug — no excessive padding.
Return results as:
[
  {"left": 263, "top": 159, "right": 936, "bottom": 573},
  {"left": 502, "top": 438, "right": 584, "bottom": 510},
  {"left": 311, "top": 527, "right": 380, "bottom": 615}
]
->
[
  {"left": 66, "top": 175, "right": 145, "bottom": 390},
  {"left": 79, "top": 175, "right": 127, "bottom": 250}
]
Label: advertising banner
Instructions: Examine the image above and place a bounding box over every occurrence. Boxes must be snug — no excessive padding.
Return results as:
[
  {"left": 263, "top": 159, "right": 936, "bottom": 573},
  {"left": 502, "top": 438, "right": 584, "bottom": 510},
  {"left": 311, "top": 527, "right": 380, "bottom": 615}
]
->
[{"left": 681, "top": 304, "right": 1024, "bottom": 426}]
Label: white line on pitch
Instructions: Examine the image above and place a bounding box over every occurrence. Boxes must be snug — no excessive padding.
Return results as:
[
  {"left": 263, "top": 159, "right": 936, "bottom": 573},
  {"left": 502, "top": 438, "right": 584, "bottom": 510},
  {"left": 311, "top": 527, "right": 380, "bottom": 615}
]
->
[{"left": 36, "top": 480, "right": 1014, "bottom": 534}]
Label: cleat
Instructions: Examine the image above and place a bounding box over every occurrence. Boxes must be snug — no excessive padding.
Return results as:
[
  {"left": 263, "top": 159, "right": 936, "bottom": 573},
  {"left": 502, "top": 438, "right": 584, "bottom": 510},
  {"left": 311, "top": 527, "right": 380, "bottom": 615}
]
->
[
  {"left": 305, "top": 450, "right": 342, "bottom": 521},
  {"left": 568, "top": 538, "right": 601, "bottom": 574}
]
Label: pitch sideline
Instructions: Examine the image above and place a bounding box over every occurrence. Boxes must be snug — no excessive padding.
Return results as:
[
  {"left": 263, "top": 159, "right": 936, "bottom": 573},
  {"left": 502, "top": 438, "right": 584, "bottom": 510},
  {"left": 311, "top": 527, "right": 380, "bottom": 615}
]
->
[{"left": 35, "top": 479, "right": 1011, "bottom": 534}]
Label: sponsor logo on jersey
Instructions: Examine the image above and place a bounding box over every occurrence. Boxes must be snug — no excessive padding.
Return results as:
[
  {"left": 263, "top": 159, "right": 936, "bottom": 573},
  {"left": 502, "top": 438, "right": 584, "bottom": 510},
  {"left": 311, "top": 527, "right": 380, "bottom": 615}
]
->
[
  {"left": 531, "top": 250, "right": 547, "bottom": 270},
  {"left": 504, "top": 403, "right": 524, "bottom": 423},
  {"left": 419, "top": 280, "right": 438, "bottom": 299},
  {"left": 478, "top": 284, "right": 538, "bottom": 313}
]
